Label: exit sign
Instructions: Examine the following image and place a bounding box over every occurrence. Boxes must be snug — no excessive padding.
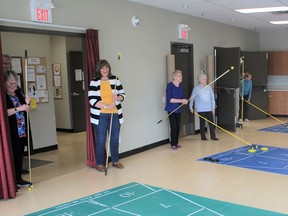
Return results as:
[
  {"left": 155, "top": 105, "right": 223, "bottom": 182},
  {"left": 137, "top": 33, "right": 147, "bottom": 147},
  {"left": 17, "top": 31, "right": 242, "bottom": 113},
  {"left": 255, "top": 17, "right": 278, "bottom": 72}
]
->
[
  {"left": 30, "top": 0, "right": 53, "bottom": 23},
  {"left": 178, "top": 24, "right": 190, "bottom": 40},
  {"left": 36, "top": 8, "right": 49, "bottom": 22}
]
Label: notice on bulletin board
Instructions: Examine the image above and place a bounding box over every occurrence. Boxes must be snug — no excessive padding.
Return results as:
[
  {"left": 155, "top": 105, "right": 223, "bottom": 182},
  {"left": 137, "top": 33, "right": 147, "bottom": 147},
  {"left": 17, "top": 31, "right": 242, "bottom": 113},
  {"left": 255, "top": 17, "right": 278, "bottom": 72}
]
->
[
  {"left": 75, "top": 69, "right": 83, "bottom": 81},
  {"left": 27, "top": 57, "right": 49, "bottom": 103}
]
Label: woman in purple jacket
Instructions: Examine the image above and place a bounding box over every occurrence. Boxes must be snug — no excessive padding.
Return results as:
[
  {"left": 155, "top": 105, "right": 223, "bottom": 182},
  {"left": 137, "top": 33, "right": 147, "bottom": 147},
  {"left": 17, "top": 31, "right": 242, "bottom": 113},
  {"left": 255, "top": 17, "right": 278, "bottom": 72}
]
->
[{"left": 165, "top": 70, "right": 188, "bottom": 150}]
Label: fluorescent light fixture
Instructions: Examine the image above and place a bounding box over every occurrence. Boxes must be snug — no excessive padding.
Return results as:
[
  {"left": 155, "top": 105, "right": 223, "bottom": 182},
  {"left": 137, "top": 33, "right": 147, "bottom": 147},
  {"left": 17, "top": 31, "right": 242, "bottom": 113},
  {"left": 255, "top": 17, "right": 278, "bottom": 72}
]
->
[
  {"left": 269, "top": 20, "right": 288, "bottom": 24},
  {"left": 236, "top": 6, "right": 288, "bottom": 13}
]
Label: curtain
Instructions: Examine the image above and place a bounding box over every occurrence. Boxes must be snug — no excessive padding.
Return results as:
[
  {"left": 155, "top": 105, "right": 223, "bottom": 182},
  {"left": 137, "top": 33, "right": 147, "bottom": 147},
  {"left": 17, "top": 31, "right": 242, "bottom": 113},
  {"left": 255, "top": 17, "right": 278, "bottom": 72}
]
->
[
  {"left": 0, "top": 33, "right": 17, "bottom": 199},
  {"left": 85, "top": 29, "right": 100, "bottom": 167}
]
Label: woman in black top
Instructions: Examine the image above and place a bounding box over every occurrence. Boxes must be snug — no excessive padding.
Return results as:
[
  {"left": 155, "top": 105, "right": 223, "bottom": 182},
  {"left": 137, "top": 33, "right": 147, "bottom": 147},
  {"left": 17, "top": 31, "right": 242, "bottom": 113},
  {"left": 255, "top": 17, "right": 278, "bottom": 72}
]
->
[{"left": 5, "top": 70, "right": 31, "bottom": 187}]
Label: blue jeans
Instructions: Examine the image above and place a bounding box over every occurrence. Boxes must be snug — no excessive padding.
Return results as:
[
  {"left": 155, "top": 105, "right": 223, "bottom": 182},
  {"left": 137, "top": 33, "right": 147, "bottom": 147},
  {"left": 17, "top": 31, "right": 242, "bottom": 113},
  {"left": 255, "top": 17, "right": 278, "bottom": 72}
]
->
[{"left": 93, "top": 113, "right": 121, "bottom": 165}]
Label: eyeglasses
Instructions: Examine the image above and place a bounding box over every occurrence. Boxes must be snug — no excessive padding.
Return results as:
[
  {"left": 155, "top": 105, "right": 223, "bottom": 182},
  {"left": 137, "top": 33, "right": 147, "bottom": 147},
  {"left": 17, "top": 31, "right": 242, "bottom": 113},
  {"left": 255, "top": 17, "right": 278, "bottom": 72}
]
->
[{"left": 7, "top": 80, "right": 17, "bottom": 86}]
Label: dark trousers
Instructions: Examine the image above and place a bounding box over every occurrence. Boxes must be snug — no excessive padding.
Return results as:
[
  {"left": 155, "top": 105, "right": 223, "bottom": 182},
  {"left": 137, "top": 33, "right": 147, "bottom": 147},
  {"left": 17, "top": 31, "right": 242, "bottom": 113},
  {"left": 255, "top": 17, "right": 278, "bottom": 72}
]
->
[
  {"left": 168, "top": 112, "right": 181, "bottom": 147},
  {"left": 198, "top": 111, "right": 216, "bottom": 139},
  {"left": 239, "top": 94, "right": 249, "bottom": 120},
  {"left": 12, "top": 137, "right": 26, "bottom": 181}
]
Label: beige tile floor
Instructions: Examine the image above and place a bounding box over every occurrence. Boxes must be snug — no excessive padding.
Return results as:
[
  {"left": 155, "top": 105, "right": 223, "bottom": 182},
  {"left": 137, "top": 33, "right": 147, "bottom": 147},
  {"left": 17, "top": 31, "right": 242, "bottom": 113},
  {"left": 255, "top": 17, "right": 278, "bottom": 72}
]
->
[{"left": 1, "top": 118, "right": 288, "bottom": 215}]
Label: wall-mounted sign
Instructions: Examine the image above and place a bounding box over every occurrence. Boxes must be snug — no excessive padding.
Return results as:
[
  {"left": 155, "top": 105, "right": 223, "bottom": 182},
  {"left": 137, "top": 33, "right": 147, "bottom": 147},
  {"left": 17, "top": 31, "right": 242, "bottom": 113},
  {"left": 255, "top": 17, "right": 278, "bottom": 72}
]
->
[
  {"left": 30, "top": 0, "right": 54, "bottom": 23},
  {"left": 178, "top": 24, "right": 191, "bottom": 40}
]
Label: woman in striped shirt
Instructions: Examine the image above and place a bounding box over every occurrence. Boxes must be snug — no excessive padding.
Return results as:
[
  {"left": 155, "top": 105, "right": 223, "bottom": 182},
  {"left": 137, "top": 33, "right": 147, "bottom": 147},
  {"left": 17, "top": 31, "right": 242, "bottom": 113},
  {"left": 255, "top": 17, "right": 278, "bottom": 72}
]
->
[{"left": 88, "top": 59, "right": 125, "bottom": 172}]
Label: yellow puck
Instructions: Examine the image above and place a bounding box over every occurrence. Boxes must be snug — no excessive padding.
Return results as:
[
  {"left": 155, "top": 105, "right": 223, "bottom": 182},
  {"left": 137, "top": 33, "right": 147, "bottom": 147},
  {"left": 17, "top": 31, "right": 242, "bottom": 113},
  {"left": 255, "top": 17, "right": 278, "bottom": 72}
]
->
[
  {"left": 248, "top": 148, "right": 256, "bottom": 153},
  {"left": 261, "top": 147, "right": 269, "bottom": 151},
  {"left": 230, "top": 66, "right": 234, "bottom": 70}
]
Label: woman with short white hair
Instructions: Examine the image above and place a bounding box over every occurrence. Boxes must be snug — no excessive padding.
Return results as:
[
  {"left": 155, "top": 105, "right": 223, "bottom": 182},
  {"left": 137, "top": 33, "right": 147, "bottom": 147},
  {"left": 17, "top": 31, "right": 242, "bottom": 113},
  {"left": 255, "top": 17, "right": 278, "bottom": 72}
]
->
[{"left": 189, "top": 73, "right": 218, "bottom": 141}]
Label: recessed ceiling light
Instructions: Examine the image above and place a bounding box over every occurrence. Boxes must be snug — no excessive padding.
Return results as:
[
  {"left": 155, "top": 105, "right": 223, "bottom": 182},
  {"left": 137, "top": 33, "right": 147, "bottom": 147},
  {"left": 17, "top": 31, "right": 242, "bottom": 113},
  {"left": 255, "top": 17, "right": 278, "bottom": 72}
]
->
[
  {"left": 270, "top": 20, "right": 288, "bottom": 24},
  {"left": 235, "top": 6, "right": 288, "bottom": 13},
  {"left": 182, "top": 5, "right": 190, "bottom": 8}
]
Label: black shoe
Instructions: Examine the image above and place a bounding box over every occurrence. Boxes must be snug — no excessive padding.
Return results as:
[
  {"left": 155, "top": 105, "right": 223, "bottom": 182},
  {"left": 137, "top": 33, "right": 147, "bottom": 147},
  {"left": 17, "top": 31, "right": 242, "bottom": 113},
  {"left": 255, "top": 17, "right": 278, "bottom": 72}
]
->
[
  {"left": 17, "top": 179, "right": 31, "bottom": 186},
  {"left": 201, "top": 137, "right": 208, "bottom": 141},
  {"left": 211, "top": 138, "right": 219, "bottom": 141},
  {"left": 16, "top": 185, "right": 20, "bottom": 192},
  {"left": 21, "top": 169, "right": 29, "bottom": 174}
]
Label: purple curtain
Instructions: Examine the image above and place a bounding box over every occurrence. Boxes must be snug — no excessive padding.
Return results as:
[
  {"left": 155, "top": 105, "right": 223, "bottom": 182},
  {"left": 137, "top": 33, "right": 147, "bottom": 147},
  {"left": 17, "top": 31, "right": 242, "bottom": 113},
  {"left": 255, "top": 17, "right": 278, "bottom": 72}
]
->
[
  {"left": 0, "top": 33, "right": 17, "bottom": 199},
  {"left": 85, "top": 29, "right": 100, "bottom": 167}
]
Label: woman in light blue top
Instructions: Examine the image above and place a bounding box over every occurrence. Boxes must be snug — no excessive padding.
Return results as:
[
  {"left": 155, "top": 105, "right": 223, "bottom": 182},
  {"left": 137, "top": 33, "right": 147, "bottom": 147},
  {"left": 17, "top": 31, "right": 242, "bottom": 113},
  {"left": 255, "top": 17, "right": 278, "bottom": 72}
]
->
[{"left": 189, "top": 73, "right": 218, "bottom": 141}]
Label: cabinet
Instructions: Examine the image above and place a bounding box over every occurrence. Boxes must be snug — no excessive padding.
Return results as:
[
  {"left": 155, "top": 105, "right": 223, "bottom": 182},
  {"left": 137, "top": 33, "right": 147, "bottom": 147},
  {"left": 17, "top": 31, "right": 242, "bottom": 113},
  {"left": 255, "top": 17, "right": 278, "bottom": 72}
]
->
[
  {"left": 268, "top": 91, "right": 288, "bottom": 115},
  {"left": 269, "top": 51, "right": 288, "bottom": 75}
]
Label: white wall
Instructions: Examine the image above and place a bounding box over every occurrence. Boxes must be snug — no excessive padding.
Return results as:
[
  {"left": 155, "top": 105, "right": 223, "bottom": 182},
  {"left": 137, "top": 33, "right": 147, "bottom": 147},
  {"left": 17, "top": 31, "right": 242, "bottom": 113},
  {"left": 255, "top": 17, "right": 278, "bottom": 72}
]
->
[
  {"left": 51, "top": 36, "right": 72, "bottom": 129},
  {"left": 51, "top": 36, "right": 82, "bottom": 130},
  {"left": 260, "top": 31, "right": 288, "bottom": 51},
  {"left": 0, "top": 0, "right": 260, "bottom": 153}
]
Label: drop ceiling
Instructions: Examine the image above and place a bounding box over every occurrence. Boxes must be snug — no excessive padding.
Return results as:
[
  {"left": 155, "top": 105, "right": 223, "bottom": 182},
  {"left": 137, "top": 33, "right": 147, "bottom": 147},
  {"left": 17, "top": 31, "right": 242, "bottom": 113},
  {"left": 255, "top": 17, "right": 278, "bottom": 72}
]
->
[{"left": 128, "top": 0, "right": 288, "bottom": 32}]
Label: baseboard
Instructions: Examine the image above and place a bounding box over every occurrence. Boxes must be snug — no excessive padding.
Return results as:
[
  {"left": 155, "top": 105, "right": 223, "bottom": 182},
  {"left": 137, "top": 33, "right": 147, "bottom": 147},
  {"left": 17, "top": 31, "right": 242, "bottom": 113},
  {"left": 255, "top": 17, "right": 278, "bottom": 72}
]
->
[
  {"left": 56, "top": 128, "right": 74, "bottom": 133},
  {"left": 269, "top": 115, "right": 288, "bottom": 118},
  {"left": 32, "top": 145, "right": 58, "bottom": 154},
  {"left": 119, "top": 139, "right": 169, "bottom": 159},
  {"left": 28, "top": 139, "right": 169, "bottom": 160}
]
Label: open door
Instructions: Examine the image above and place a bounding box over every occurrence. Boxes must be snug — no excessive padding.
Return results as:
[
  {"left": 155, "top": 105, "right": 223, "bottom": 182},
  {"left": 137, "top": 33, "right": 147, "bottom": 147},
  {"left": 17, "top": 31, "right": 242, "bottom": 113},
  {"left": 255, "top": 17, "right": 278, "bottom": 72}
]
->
[
  {"left": 241, "top": 51, "right": 268, "bottom": 120},
  {"left": 171, "top": 42, "right": 194, "bottom": 136},
  {"left": 215, "top": 47, "right": 241, "bottom": 132}
]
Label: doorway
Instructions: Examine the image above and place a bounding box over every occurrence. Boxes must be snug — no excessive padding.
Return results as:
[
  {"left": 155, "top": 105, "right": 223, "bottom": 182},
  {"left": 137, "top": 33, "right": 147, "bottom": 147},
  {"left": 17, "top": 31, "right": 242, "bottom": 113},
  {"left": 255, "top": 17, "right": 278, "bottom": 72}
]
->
[
  {"left": 241, "top": 51, "right": 268, "bottom": 120},
  {"left": 214, "top": 47, "right": 269, "bottom": 132},
  {"left": 1, "top": 26, "right": 85, "bottom": 152},
  {"left": 171, "top": 42, "right": 194, "bottom": 136},
  {"left": 214, "top": 47, "right": 241, "bottom": 132}
]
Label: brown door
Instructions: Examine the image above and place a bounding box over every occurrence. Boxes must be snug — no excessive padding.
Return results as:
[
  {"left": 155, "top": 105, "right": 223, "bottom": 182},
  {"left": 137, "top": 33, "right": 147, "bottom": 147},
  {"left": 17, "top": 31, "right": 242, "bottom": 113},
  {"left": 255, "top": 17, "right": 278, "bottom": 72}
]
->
[
  {"left": 68, "top": 51, "right": 86, "bottom": 132},
  {"left": 215, "top": 47, "right": 241, "bottom": 132},
  {"left": 241, "top": 51, "right": 268, "bottom": 120}
]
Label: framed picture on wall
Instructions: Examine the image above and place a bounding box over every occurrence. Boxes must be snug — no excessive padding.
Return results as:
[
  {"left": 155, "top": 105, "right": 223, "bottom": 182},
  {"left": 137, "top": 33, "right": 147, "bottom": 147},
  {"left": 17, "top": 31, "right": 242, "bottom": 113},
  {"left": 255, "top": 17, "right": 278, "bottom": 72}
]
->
[
  {"left": 11, "top": 57, "right": 22, "bottom": 74},
  {"left": 11, "top": 56, "right": 24, "bottom": 89},
  {"left": 52, "top": 63, "right": 62, "bottom": 99}
]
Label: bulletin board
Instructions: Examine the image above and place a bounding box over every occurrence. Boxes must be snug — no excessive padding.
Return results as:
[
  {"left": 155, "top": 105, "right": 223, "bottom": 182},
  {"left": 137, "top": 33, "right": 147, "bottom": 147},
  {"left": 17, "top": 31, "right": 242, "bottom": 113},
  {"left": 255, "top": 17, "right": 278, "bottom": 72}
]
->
[{"left": 26, "top": 57, "right": 49, "bottom": 103}]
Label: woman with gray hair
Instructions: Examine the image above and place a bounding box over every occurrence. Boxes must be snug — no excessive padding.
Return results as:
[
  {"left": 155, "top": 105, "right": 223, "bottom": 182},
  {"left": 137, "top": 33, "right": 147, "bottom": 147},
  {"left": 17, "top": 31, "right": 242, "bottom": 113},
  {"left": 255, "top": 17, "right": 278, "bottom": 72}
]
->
[
  {"left": 189, "top": 73, "right": 218, "bottom": 141},
  {"left": 165, "top": 70, "right": 188, "bottom": 150},
  {"left": 5, "top": 70, "right": 31, "bottom": 188}
]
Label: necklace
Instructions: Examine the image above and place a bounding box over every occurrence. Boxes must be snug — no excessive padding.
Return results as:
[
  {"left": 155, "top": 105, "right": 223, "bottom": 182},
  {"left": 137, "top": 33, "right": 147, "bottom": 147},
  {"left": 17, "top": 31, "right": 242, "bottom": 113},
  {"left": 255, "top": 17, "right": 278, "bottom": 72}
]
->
[{"left": 7, "top": 91, "right": 16, "bottom": 96}]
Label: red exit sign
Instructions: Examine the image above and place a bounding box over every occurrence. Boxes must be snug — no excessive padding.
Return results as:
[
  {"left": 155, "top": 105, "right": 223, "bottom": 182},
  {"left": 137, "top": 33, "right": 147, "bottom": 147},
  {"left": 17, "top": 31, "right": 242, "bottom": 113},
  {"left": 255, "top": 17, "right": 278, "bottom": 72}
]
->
[
  {"left": 36, "top": 8, "right": 49, "bottom": 22},
  {"left": 30, "top": 0, "right": 52, "bottom": 23}
]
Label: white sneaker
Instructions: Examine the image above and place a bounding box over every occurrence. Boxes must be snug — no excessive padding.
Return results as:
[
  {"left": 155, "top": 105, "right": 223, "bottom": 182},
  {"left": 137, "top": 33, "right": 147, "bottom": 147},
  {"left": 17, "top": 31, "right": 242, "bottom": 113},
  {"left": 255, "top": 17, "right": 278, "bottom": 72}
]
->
[
  {"left": 238, "top": 119, "right": 242, "bottom": 122},
  {"left": 245, "top": 119, "right": 250, "bottom": 122}
]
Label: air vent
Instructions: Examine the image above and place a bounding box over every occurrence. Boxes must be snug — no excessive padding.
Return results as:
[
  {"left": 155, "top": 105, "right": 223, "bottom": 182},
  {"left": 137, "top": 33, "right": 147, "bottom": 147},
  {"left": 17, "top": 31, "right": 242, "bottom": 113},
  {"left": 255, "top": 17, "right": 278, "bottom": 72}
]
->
[{"left": 271, "top": 11, "right": 288, "bottom": 15}]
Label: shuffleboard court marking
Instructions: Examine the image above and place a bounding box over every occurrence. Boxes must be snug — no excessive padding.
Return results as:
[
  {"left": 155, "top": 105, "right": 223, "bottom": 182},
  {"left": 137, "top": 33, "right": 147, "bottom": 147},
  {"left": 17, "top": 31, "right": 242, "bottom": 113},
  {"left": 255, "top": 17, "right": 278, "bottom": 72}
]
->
[
  {"left": 199, "top": 145, "right": 288, "bottom": 176},
  {"left": 26, "top": 182, "right": 287, "bottom": 216}
]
